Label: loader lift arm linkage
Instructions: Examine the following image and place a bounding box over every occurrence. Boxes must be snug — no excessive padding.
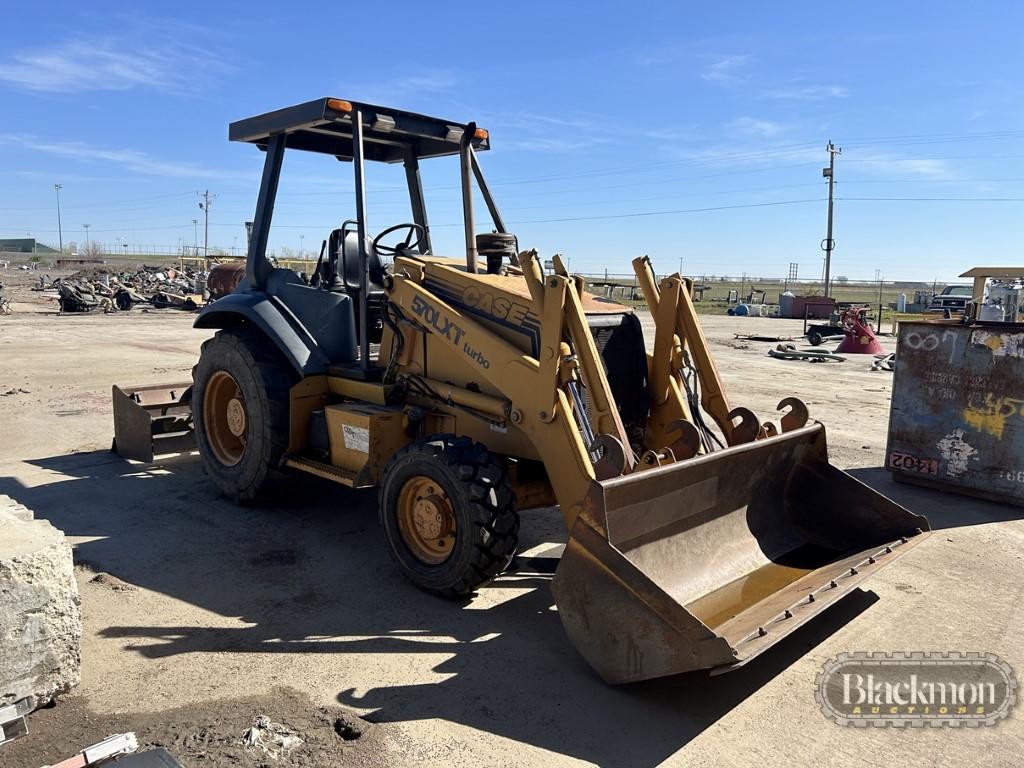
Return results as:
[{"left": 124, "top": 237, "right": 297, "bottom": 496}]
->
[{"left": 634, "top": 254, "right": 767, "bottom": 447}]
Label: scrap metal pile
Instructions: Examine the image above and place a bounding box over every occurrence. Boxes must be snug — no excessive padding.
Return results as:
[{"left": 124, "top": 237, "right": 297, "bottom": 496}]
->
[{"left": 39, "top": 265, "right": 207, "bottom": 313}]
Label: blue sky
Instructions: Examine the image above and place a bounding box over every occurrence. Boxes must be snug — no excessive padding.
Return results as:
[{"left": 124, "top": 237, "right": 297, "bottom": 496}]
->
[{"left": 1, "top": 1, "right": 1022, "bottom": 282}]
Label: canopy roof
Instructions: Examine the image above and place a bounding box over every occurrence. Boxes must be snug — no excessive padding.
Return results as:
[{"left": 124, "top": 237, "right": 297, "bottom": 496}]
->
[{"left": 229, "top": 97, "right": 490, "bottom": 163}]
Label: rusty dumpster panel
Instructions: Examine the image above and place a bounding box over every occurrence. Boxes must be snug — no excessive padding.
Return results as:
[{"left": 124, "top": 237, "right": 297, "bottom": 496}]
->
[{"left": 886, "top": 319, "right": 1024, "bottom": 505}]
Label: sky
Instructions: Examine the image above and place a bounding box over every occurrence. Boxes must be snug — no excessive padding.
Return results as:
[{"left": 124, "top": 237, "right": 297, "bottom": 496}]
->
[{"left": 1, "top": 1, "right": 1022, "bottom": 282}]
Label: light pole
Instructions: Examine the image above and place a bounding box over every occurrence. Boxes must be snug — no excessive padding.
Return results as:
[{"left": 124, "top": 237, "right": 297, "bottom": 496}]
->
[
  {"left": 192, "top": 219, "right": 199, "bottom": 257},
  {"left": 233, "top": 236, "right": 238, "bottom": 257},
  {"left": 83, "top": 224, "right": 90, "bottom": 253},
  {"left": 299, "top": 234, "right": 305, "bottom": 261},
  {"left": 54, "top": 184, "right": 64, "bottom": 254}
]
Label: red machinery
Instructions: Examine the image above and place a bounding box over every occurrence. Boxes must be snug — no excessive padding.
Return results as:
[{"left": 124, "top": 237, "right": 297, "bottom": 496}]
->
[{"left": 836, "top": 306, "right": 884, "bottom": 354}]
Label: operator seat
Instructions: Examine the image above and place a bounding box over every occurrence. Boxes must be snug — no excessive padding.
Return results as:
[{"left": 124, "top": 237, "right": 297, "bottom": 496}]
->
[
  {"left": 324, "top": 228, "right": 387, "bottom": 295},
  {"left": 327, "top": 227, "right": 388, "bottom": 343},
  {"left": 340, "top": 229, "right": 389, "bottom": 296}
]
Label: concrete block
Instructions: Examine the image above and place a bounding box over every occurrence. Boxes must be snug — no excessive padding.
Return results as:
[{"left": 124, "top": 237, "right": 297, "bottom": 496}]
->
[
  {"left": 0, "top": 497, "right": 81, "bottom": 708},
  {"left": 0, "top": 494, "right": 33, "bottom": 522}
]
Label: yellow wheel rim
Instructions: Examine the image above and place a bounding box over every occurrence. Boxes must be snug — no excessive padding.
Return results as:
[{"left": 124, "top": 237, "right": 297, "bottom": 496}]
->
[
  {"left": 397, "top": 475, "right": 456, "bottom": 565},
  {"left": 203, "top": 370, "right": 247, "bottom": 467}
]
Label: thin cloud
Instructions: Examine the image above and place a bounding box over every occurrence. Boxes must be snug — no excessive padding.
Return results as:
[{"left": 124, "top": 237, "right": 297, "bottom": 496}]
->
[
  {"left": 501, "top": 136, "right": 610, "bottom": 153},
  {"left": 730, "top": 117, "right": 786, "bottom": 138},
  {"left": 766, "top": 84, "right": 848, "bottom": 100},
  {"left": 402, "top": 72, "right": 458, "bottom": 92},
  {"left": 636, "top": 46, "right": 686, "bottom": 67},
  {"left": 350, "top": 69, "right": 458, "bottom": 105},
  {"left": 702, "top": 55, "right": 749, "bottom": 85},
  {"left": 477, "top": 108, "right": 615, "bottom": 154},
  {"left": 0, "top": 134, "right": 248, "bottom": 180},
  {"left": 0, "top": 35, "right": 228, "bottom": 94},
  {"left": 665, "top": 143, "right": 824, "bottom": 168},
  {"left": 504, "top": 112, "right": 603, "bottom": 132},
  {"left": 847, "top": 153, "right": 953, "bottom": 178}
]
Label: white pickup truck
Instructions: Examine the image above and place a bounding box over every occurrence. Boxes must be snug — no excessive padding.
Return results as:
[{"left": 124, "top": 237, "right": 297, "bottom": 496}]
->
[{"left": 928, "top": 284, "right": 972, "bottom": 314}]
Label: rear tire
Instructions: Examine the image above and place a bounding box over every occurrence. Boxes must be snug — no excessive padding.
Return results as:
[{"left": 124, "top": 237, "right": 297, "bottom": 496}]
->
[
  {"left": 379, "top": 435, "right": 519, "bottom": 597},
  {"left": 114, "top": 291, "right": 133, "bottom": 312},
  {"left": 192, "top": 328, "right": 294, "bottom": 502}
]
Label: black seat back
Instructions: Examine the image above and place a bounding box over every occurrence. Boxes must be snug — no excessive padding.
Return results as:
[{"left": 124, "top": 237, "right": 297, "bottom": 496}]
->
[{"left": 329, "top": 228, "right": 386, "bottom": 295}]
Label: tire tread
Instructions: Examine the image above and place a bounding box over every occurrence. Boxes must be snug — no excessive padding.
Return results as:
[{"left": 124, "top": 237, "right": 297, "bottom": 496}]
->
[{"left": 380, "top": 434, "right": 519, "bottom": 597}]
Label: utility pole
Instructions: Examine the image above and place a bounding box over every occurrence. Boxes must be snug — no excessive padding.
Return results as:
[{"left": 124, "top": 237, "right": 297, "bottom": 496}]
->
[
  {"left": 198, "top": 190, "right": 216, "bottom": 261},
  {"left": 54, "top": 184, "right": 64, "bottom": 254},
  {"left": 821, "top": 141, "right": 841, "bottom": 297},
  {"left": 83, "top": 224, "right": 90, "bottom": 253},
  {"left": 876, "top": 269, "right": 884, "bottom": 319}
]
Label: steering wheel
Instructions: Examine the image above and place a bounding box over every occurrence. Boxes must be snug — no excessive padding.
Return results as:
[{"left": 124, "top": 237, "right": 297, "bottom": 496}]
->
[{"left": 372, "top": 223, "right": 427, "bottom": 256}]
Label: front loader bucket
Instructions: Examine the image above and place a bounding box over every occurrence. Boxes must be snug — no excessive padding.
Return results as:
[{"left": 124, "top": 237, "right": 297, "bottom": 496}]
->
[
  {"left": 112, "top": 383, "right": 194, "bottom": 462},
  {"left": 551, "top": 423, "right": 929, "bottom": 684}
]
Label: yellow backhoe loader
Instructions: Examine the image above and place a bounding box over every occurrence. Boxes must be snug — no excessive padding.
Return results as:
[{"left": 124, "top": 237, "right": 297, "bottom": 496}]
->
[{"left": 113, "top": 98, "right": 929, "bottom": 683}]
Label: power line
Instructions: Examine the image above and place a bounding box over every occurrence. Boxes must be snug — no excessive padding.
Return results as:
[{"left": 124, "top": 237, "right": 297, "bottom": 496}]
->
[
  {"left": 473, "top": 198, "right": 827, "bottom": 226},
  {"left": 18, "top": 192, "right": 1024, "bottom": 238},
  {"left": 12, "top": 191, "right": 1024, "bottom": 239},
  {"left": 838, "top": 196, "right": 1024, "bottom": 202},
  {"left": 0, "top": 190, "right": 196, "bottom": 212}
]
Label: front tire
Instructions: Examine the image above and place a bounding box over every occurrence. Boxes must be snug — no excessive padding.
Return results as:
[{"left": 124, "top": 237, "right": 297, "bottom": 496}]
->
[
  {"left": 192, "top": 328, "right": 294, "bottom": 502},
  {"left": 379, "top": 435, "right": 519, "bottom": 597}
]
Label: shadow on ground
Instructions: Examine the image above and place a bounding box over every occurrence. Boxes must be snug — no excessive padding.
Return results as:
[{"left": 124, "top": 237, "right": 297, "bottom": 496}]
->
[
  {"left": 4, "top": 454, "right": 1002, "bottom": 766},
  {"left": 848, "top": 467, "right": 1022, "bottom": 530}
]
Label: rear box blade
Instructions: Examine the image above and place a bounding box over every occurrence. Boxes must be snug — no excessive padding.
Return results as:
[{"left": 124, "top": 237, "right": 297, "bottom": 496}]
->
[{"left": 112, "top": 383, "right": 194, "bottom": 462}]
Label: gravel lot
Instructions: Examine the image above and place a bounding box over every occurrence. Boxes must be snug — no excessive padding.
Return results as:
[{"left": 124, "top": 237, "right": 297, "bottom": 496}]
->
[{"left": 1, "top": 269, "right": 1021, "bottom": 767}]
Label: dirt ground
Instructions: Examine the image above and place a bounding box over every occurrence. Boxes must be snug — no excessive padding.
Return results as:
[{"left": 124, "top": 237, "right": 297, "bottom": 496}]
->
[
  {"left": 1, "top": 268, "right": 1022, "bottom": 767},
  {"left": 1, "top": 686, "right": 387, "bottom": 767}
]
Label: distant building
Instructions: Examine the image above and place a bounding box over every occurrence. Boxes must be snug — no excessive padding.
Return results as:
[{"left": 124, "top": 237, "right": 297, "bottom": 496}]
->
[{"left": 0, "top": 238, "right": 60, "bottom": 254}]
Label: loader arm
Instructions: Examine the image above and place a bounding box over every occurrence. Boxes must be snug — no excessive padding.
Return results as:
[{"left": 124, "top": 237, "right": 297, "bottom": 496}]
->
[
  {"left": 386, "top": 268, "right": 630, "bottom": 527},
  {"left": 633, "top": 255, "right": 757, "bottom": 445}
]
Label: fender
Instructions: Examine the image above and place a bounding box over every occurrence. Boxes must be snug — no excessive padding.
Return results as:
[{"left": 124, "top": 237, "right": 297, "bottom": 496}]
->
[{"left": 194, "top": 291, "right": 330, "bottom": 375}]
